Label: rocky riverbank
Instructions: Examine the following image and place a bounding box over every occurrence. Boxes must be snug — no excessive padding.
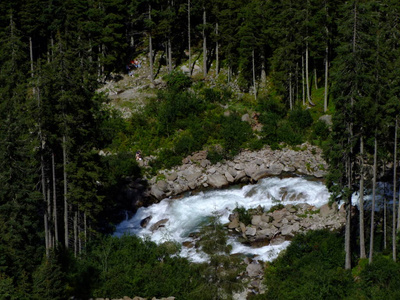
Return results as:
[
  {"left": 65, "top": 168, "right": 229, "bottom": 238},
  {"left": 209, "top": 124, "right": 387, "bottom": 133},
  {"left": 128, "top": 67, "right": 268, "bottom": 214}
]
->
[{"left": 146, "top": 143, "right": 328, "bottom": 201}]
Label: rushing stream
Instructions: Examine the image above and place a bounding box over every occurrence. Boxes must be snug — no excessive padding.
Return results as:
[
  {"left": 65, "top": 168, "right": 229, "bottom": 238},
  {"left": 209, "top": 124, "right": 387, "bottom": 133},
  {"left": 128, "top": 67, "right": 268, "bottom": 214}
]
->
[{"left": 115, "top": 176, "right": 332, "bottom": 262}]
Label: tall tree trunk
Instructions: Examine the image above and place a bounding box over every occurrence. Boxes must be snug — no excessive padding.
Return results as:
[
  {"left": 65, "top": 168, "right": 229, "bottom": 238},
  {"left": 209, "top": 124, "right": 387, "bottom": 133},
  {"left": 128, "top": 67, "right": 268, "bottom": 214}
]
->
[
  {"left": 29, "top": 37, "right": 34, "bottom": 78},
  {"left": 52, "top": 152, "right": 58, "bottom": 243},
  {"left": 345, "top": 154, "right": 352, "bottom": 270},
  {"left": 84, "top": 212, "right": 87, "bottom": 253},
  {"left": 359, "top": 136, "right": 366, "bottom": 258},
  {"left": 393, "top": 118, "right": 398, "bottom": 261},
  {"left": 148, "top": 4, "right": 154, "bottom": 84},
  {"left": 305, "top": 43, "right": 315, "bottom": 106},
  {"left": 47, "top": 185, "right": 52, "bottom": 248},
  {"left": 252, "top": 49, "right": 256, "bottom": 101},
  {"left": 42, "top": 157, "right": 49, "bottom": 256},
  {"left": 302, "top": 54, "right": 305, "bottom": 106},
  {"left": 261, "top": 54, "right": 267, "bottom": 86},
  {"left": 74, "top": 210, "right": 78, "bottom": 257},
  {"left": 63, "top": 135, "right": 68, "bottom": 249},
  {"left": 314, "top": 68, "right": 318, "bottom": 89},
  {"left": 324, "top": 45, "right": 329, "bottom": 112},
  {"left": 289, "top": 73, "right": 293, "bottom": 110},
  {"left": 384, "top": 195, "right": 387, "bottom": 250},
  {"left": 202, "top": 6, "right": 207, "bottom": 78},
  {"left": 369, "top": 137, "right": 378, "bottom": 264},
  {"left": 168, "top": 38, "right": 172, "bottom": 73},
  {"left": 215, "top": 22, "right": 219, "bottom": 75},
  {"left": 188, "top": 0, "right": 191, "bottom": 76}
]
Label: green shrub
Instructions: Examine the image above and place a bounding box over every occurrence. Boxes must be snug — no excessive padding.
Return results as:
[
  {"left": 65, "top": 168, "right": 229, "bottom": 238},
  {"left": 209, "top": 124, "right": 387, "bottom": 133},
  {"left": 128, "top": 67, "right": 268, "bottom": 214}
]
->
[
  {"left": 259, "top": 112, "right": 281, "bottom": 144},
  {"left": 268, "top": 204, "right": 284, "bottom": 213},
  {"left": 233, "top": 204, "right": 252, "bottom": 226},
  {"left": 151, "top": 148, "right": 182, "bottom": 170},
  {"left": 207, "top": 146, "right": 225, "bottom": 164},
  {"left": 312, "top": 120, "right": 330, "bottom": 141},
  {"left": 288, "top": 107, "right": 313, "bottom": 130},
  {"left": 164, "top": 70, "right": 192, "bottom": 91},
  {"left": 357, "top": 255, "right": 400, "bottom": 299},
  {"left": 277, "top": 120, "right": 303, "bottom": 145},
  {"left": 221, "top": 114, "right": 253, "bottom": 155},
  {"left": 257, "top": 95, "right": 286, "bottom": 117},
  {"left": 260, "top": 230, "right": 353, "bottom": 300}
]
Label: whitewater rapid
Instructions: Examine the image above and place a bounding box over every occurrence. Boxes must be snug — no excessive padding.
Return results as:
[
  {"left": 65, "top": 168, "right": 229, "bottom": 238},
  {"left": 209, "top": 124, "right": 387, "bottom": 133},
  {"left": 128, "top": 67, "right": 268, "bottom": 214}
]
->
[{"left": 114, "top": 176, "right": 332, "bottom": 262}]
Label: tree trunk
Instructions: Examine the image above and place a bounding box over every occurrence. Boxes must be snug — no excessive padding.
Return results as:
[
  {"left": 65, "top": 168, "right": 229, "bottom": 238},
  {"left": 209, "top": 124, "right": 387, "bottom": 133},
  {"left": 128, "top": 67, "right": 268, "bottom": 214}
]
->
[
  {"left": 29, "top": 37, "right": 34, "bottom": 78},
  {"left": 203, "top": 6, "right": 207, "bottom": 78},
  {"left": 252, "top": 49, "right": 256, "bottom": 101},
  {"left": 384, "top": 195, "right": 387, "bottom": 250},
  {"left": 324, "top": 45, "right": 329, "bottom": 112},
  {"left": 314, "top": 67, "right": 318, "bottom": 89},
  {"left": 52, "top": 152, "right": 58, "bottom": 243},
  {"left": 359, "top": 136, "right": 366, "bottom": 258},
  {"left": 345, "top": 155, "right": 352, "bottom": 270},
  {"left": 74, "top": 210, "right": 78, "bottom": 257},
  {"left": 289, "top": 73, "right": 293, "bottom": 110},
  {"left": 63, "top": 135, "right": 68, "bottom": 249},
  {"left": 84, "top": 212, "right": 87, "bottom": 252},
  {"left": 188, "top": 0, "right": 192, "bottom": 76},
  {"left": 167, "top": 38, "right": 172, "bottom": 73},
  {"left": 261, "top": 54, "right": 267, "bottom": 86},
  {"left": 302, "top": 54, "right": 305, "bottom": 106},
  {"left": 215, "top": 22, "right": 219, "bottom": 75},
  {"left": 393, "top": 118, "right": 398, "bottom": 261},
  {"left": 305, "top": 43, "right": 315, "bottom": 106},
  {"left": 369, "top": 137, "right": 378, "bottom": 264},
  {"left": 42, "top": 157, "right": 49, "bottom": 256},
  {"left": 149, "top": 4, "right": 154, "bottom": 84}
]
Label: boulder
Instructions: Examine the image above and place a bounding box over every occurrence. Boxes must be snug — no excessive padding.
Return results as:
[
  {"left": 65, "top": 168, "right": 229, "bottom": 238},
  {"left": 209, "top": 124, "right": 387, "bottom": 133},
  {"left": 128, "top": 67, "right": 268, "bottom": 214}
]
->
[
  {"left": 281, "top": 222, "right": 300, "bottom": 236},
  {"left": 245, "top": 227, "right": 257, "bottom": 236},
  {"left": 150, "top": 219, "right": 169, "bottom": 232},
  {"left": 140, "top": 216, "right": 152, "bottom": 228},
  {"left": 251, "top": 169, "right": 270, "bottom": 181},
  {"left": 269, "top": 236, "right": 286, "bottom": 245},
  {"left": 150, "top": 185, "right": 166, "bottom": 200},
  {"left": 183, "top": 170, "right": 202, "bottom": 182},
  {"left": 167, "top": 172, "right": 178, "bottom": 181},
  {"left": 234, "top": 170, "right": 247, "bottom": 182},
  {"left": 225, "top": 171, "right": 235, "bottom": 183},
  {"left": 251, "top": 215, "right": 262, "bottom": 226},
  {"left": 246, "top": 263, "right": 263, "bottom": 277},
  {"left": 207, "top": 173, "right": 229, "bottom": 188}
]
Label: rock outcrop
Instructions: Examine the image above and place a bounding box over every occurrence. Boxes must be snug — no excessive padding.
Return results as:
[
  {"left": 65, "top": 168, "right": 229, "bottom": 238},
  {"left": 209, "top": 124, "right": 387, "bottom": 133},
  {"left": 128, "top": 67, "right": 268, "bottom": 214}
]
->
[
  {"left": 227, "top": 202, "right": 345, "bottom": 246},
  {"left": 147, "top": 143, "right": 328, "bottom": 200}
]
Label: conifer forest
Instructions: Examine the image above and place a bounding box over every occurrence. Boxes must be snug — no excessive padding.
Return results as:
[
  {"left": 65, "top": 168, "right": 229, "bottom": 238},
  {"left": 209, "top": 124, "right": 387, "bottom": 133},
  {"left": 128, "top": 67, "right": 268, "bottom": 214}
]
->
[{"left": 1, "top": 0, "right": 400, "bottom": 299}]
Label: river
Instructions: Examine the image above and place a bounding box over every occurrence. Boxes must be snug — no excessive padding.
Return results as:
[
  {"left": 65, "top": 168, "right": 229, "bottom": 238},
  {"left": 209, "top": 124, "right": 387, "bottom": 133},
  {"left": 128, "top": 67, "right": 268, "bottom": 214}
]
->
[{"left": 114, "top": 176, "right": 334, "bottom": 262}]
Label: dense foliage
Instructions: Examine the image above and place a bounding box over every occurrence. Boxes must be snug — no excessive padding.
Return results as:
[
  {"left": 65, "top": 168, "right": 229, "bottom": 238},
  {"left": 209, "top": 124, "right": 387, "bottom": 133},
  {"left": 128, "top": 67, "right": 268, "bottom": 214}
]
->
[
  {"left": 251, "top": 230, "right": 400, "bottom": 300},
  {"left": 0, "top": 0, "right": 400, "bottom": 298}
]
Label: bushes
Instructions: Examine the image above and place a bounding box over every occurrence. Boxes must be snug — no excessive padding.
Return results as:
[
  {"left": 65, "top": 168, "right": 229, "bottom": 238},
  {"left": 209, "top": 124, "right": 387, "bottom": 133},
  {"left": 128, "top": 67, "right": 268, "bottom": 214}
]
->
[
  {"left": 256, "top": 230, "right": 353, "bottom": 300},
  {"left": 220, "top": 114, "right": 253, "bottom": 156},
  {"left": 86, "top": 235, "right": 203, "bottom": 299}
]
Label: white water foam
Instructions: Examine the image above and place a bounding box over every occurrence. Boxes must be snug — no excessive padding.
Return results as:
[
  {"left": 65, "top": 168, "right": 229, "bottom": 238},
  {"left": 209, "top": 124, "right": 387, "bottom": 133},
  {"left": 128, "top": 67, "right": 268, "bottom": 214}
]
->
[{"left": 114, "top": 176, "right": 331, "bottom": 262}]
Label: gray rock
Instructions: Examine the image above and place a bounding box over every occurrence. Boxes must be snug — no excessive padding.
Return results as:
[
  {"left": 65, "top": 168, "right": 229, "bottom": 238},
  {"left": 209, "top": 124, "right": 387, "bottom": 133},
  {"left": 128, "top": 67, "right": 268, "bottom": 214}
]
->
[
  {"left": 225, "top": 171, "right": 235, "bottom": 183},
  {"left": 207, "top": 173, "right": 229, "bottom": 188},
  {"left": 184, "top": 171, "right": 202, "bottom": 182},
  {"left": 245, "top": 227, "right": 257, "bottom": 236},
  {"left": 251, "top": 215, "right": 262, "bottom": 226},
  {"left": 269, "top": 236, "right": 286, "bottom": 245},
  {"left": 246, "top": 263, "right": 263, "bottom": 277},
  {"left": 241, "top": 113, "right": 251, "bottom": 123},
  {"left": 167, "top": 172, "right": 178, "bottom": 181},
  {"left": 150, "top": 185, "right": 166, "bottom": 200},
  {"left": 150, "top": 218, "right": 169, "bottom": 231},
  {"left": 234, "top": 170, "right": 247, "bottom": 182},
  {"left": 319, "top": 114, "right": 332, "bottom": 126}
]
